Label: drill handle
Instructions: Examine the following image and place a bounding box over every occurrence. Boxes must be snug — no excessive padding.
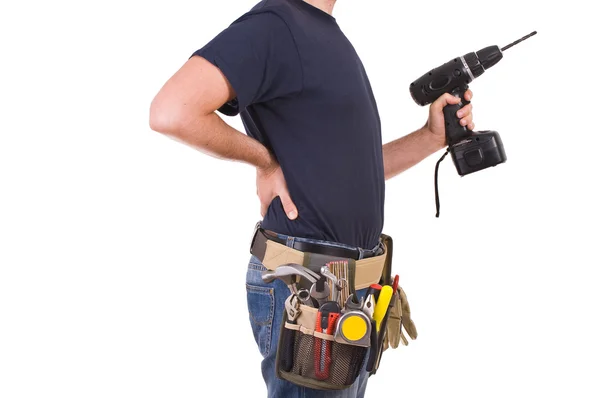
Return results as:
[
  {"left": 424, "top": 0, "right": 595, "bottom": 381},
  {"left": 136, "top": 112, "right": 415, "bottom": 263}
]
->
[{"left": 443, "top": 84, "right": 472, "bottom": 146}]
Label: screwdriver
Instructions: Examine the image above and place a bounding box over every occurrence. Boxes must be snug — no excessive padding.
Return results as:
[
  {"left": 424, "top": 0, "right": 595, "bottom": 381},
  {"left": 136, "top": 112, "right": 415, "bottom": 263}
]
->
[{"left": 373, "top": 285, "right": 393, "bottom": 332}]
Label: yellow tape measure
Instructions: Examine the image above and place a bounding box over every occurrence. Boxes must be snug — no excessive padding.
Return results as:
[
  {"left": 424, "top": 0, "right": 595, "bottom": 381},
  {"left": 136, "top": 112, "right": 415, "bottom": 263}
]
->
[{"left": 340, "top": 314, "right": 368, "bottom": 341}]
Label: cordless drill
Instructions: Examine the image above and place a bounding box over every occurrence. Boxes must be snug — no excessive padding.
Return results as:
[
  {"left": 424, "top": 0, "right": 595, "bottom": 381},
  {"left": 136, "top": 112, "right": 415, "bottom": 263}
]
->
[{"left": 409, "top": 31, "right": 537, "bottom": 216}]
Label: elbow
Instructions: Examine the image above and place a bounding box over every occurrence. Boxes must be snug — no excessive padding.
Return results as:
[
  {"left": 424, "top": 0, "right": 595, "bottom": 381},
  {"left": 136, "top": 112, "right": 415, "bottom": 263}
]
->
[{"left": 149, "top": 96, "right": 180, "bottom": 135}]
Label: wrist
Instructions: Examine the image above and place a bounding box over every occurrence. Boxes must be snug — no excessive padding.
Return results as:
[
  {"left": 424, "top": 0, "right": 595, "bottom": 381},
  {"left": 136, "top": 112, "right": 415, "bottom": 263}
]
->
[
  {"left": 256, "top": 148, "right": 279, "bottom": 174},
  {"left": 418, "top": 125, "right": 446, "bottom": 152}
]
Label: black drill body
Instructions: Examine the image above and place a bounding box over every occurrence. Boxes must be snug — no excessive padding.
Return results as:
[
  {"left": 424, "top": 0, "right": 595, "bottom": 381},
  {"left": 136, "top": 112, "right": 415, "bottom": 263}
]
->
[
  {"left": 410, "top": 45, "right": 508, "bottom": 176},
  {"left": 409, "top": 32, "right": 537, "bottom": 217},
  {"left": 411, "top": 31, "right": 538, "bottom": 177}
]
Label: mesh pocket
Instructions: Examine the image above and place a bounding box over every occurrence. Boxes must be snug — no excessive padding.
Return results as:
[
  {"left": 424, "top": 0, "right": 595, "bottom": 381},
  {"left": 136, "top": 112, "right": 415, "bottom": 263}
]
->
[{"left": 278, "top": 325, "right": 368, "bottom": 388}]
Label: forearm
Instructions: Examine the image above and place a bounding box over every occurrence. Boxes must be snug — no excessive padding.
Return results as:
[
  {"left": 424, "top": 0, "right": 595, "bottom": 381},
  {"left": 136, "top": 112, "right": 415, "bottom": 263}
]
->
[
  {"left": 152, "top": 111, "right": 275, "bottom": 170},
  {"left": 149, "top": 55, "right": 276, "bottom": 170},
  {"left": 383, "top": 127, "right": 445, "bottom": 180}
]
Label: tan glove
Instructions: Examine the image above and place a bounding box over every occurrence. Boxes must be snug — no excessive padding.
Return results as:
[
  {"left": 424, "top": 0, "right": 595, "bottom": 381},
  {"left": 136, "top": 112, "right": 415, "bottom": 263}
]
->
[
  {"left": 383, "top": 286, "right": 418, "bottom": 350},
  {"left": 399, "top": 286, "right": 417, "bottom": 341}
]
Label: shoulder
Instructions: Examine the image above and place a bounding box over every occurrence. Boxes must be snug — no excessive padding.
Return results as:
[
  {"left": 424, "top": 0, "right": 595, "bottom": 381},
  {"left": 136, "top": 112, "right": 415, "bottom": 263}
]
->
[
  {"left": 247, "top": 0, "right": 296, "bottom": 16},
  {"left": 232, "top": 0, "right": 296, "bottom": 32}
]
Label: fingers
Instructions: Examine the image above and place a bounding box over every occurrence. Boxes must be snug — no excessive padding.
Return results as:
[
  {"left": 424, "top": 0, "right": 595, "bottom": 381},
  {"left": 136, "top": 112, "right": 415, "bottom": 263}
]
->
[
  {"left": 456, "top": 103, "right": 472, "bottom": 119},
  {"left": 464, "top": 89, "right": 473, "bottom": 102},
  {"left": 430, "top": 93, "right": 461, "bottom": 113},
  {"left": 459, "top": 112, "right": 472, "bottom": 127},
  {"left": 260, "top": 201, "right": 268, "bottom": 218},
  {"left": 457, "top": 103, "right": 474, "bottom": 130},
  {"left": 432, "top": 91, "right": 474, "bottom": 113},
  {"left": 459, "top": 114, "right": 473, "bottom": 128},
  {"left": 279, "top": 191, "right": 298, "bottom": 220},
  {"left": 459, "top": 115, "right": 474, "bottom": 130}
]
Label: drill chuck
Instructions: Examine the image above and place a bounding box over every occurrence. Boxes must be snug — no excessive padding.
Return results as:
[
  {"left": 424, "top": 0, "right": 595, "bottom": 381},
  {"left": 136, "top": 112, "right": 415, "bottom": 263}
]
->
[{"left": 476, "top": 45, "right": 503, "bottom": 70}]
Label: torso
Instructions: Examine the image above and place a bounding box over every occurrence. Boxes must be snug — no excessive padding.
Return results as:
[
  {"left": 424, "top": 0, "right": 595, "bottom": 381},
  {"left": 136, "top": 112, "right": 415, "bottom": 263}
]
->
[{"left": 242, "top": 0, "right": 385, "bottom": 249}]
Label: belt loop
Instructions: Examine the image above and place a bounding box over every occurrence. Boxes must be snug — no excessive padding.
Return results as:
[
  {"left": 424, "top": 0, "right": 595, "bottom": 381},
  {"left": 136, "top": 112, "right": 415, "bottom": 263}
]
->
[
  {"left": 376, "top": 241, "right": 384, "bottom": 255},
  {"left": 357, "top": 247, "right": 365, "bottom": 260},
  {"left": 286, "top": 236, "right": 295, "bottom": 248}
]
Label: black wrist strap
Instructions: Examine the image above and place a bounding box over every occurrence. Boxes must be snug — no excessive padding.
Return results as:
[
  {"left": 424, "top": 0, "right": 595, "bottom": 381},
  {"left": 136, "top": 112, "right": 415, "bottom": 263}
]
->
[{"left": 434, "top": 149, "right": 449, "bottom": 218}]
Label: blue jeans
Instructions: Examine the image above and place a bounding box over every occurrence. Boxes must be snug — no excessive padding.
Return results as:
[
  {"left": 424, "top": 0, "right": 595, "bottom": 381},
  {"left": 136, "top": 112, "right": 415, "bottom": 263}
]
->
[{"left": 245, "top": 232, "right": 382, "bottom": 398}]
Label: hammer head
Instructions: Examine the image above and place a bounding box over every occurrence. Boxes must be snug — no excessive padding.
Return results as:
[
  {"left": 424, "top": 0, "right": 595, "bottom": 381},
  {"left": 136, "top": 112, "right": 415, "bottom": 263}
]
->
[{"left": 261, "top": 269, "right": 297, "bottom": 286}]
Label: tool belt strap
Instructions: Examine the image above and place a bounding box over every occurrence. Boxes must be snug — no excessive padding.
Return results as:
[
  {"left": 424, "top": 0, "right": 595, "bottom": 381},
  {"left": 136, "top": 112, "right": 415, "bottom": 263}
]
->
[{"left": 252, "top": 232, "right": 389, "bottom": 290}]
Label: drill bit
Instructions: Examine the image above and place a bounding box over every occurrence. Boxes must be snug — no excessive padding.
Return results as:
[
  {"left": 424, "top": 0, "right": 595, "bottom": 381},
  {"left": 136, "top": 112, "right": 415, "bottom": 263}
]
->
[{"left": 501, "top": 31, "right": 537, "bottom": 52}]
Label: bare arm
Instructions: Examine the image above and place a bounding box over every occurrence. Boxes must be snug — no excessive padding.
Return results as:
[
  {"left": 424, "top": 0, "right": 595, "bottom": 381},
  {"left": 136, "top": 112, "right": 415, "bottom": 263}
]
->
[
  {"left": 383, "top": 127, "right": 443, "bottom": 180},
  {"left": 383, "top": 91, "right": 475, "bottom": 180},
  {"left": 149, "top": 55, "right": 299, "bottom": 220},
  {"left": 149, "top": 56, "right": 276, "bottom": 170}
]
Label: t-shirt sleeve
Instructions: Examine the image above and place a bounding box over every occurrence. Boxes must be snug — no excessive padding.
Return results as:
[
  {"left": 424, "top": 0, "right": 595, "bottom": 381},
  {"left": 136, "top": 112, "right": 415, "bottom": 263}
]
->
[{"left": 191, "top": 12, "right": 303, "bottom": 116}]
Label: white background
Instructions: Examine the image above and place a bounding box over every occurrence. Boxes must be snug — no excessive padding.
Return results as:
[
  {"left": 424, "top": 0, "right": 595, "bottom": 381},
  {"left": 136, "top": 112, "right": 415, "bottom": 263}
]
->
[{"left": 1, "top": 0, "right": 599, "bottom": 397}]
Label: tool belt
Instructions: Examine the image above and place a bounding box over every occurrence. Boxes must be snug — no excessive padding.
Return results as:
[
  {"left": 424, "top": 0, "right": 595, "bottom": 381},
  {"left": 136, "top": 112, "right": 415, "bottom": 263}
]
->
[
  {"left": 250, "top": 225, "right": 387, "bottom": 290},
  {"left": 250, "top": 223, "right": 419, "bottom": 391}
]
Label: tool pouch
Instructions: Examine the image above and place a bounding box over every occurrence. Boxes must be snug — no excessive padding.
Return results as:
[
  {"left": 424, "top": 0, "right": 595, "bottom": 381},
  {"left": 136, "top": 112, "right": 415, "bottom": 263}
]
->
[
  {"left": 275, "top": 300, "right": 369, "bottom": 391},
  {"left": 366, "top": 234, "right": 418, "bottom": 375}
]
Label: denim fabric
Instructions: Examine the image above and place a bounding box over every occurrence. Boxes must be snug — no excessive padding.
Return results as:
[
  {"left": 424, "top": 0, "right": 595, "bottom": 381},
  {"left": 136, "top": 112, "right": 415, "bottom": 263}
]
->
[
  {"left": 274, "top": 233, "right": 384, "bottom": 261},
  {"left": 245, "top": 232, "right": 380, "bottom": 398}
]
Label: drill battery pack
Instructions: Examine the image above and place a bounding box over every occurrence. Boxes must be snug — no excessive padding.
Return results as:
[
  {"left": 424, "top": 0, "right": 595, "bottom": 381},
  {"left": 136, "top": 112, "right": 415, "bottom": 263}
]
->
[{"left": 449, "top": 130, "right": 507, "bottom": 176}]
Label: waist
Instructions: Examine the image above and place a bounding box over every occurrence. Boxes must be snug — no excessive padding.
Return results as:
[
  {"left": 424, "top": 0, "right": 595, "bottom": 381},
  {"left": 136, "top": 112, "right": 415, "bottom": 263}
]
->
[
  {"left": 262, "top": 198, "right": 384, "bottom": 250},
  {"left": 252, "top": 222, "right": 384, "bottom": 261},
  {"left": 249, "top": 221, "right": 392, "bottom": 291}
]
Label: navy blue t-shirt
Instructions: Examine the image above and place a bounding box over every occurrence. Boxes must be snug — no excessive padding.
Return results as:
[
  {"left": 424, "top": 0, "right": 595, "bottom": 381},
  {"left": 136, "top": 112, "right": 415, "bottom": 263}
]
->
[{"left": 192, "top": 0, "right": 385, "bottom": 249}]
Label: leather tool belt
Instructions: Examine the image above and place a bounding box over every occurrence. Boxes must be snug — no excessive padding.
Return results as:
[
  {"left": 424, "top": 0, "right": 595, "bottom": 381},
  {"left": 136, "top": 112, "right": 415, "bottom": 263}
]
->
[{"left": 250, "top": 223, "right": 390, "bottom": 290}]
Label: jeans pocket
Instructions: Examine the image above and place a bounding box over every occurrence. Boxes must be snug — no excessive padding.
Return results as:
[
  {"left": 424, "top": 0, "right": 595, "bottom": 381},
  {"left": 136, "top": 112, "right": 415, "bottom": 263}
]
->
[{"left": 246, "top": 283, "right": 275, "bottom": 358}]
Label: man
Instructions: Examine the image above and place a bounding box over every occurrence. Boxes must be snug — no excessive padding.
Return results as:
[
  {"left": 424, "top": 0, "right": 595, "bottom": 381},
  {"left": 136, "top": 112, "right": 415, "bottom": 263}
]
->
[{"left": 149, "top": 0, "right": 474, "bottom": 396}]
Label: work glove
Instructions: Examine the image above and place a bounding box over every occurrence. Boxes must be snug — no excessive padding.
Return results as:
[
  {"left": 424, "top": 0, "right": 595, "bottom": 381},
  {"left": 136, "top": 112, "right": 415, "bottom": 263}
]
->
[{"left": 383, "top": 286, "right": 418, "bottom": 351}]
